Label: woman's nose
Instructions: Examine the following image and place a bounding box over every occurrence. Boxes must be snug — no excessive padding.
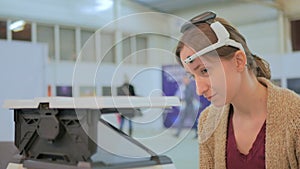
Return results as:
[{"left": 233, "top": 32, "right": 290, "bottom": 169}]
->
[{"left": 195, "top": 77, "right": 209, "bottom": 96}]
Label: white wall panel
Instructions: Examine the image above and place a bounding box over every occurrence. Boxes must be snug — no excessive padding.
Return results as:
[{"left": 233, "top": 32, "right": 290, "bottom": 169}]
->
[{"left": 0, "top": 40, "right": 47, "bottom": 141}]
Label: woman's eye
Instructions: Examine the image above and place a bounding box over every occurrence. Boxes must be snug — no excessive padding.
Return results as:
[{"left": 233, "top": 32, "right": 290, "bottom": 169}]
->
[{"left": 200, "top": 68, "right": 208, "bottom": 75}]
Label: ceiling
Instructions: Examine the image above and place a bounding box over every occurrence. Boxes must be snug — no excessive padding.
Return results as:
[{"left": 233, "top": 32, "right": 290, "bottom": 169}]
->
[
  {"left": 130, "top": 0, "right": 279, "bottom": 13},
  {"left": 130, "top": 0, "right": 241, "bottom": 13}
]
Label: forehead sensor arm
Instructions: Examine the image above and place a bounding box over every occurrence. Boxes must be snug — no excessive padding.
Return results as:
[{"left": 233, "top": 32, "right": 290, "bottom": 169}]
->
[{"left": 183, "top": 22, "right": 244, "bottom": 64}]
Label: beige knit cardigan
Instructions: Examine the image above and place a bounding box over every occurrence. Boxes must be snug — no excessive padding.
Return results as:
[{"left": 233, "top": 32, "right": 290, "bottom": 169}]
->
[{"left": 197, "top": 78, "right": 300, "bottom": 169}]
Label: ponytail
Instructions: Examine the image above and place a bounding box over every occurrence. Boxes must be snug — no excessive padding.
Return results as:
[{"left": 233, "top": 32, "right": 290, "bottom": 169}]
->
[{"left": 252, "top": 54, "right": 271, "bottom": 80}]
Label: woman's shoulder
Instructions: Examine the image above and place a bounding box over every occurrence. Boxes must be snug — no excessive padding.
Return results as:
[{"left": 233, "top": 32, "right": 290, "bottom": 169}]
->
[
  {"left": 278, "top": 88, "right": 300, "bottom": 121},
  {"left": 198, "top": 106, "right": 211, "bottom": 127},
  {"left": 198, "top": 105, "right": 230, "bottom": 143},
  {"left": 277, "top": 88, "right": 300, "bottom": 134},
  {"left": 269, "top": 82, "right": 300, "bottom": 110},
  {"left": 266, "top": 79, "right": 300, "bottom": 128},
  {"left": 279, "top": 87, "right": 300, "bottom": 103},
  {"left": 259, "top": 77, "right": 300, "bottom": 107}
]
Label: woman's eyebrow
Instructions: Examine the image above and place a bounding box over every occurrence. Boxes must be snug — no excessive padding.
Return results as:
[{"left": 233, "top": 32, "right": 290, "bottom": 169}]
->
[
  {"left": 193, "top": 65, "right": 201, "bottom": 72},
  {"left": 192, "top": 62, "right": 207, "bottom": 71},
  {"left": 185, "top": 59, "right": 206, "bottom": 72}
]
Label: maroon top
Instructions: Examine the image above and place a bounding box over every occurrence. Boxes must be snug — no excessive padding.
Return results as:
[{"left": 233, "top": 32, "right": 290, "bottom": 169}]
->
[{"left": 226, "top": 109, "right": 266, "bottom": 169}]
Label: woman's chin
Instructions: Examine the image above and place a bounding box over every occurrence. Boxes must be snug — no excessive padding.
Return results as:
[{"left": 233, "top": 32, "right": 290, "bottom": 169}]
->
[{"left": 210, "top": 99, "right": 227, "bottom": 107}]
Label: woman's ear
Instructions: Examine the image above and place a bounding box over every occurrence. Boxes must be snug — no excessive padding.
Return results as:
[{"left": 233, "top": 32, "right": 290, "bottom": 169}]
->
[{"left": 234, "top": 50, "right": 247, "bottom": 72}]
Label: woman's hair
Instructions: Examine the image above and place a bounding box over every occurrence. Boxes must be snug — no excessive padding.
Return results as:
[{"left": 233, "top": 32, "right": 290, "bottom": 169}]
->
[{"left": 175, "top": 17, "right": 271, "bottom": 80}]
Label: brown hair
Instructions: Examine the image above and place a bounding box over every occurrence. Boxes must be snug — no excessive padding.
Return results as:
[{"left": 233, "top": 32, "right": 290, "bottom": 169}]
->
[{"left": 175, "top": 17, "right": 271, "bottom": 79}]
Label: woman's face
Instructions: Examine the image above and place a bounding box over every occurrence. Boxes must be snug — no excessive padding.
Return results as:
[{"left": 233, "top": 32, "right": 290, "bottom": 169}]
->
[{"left": 180, "top": 45, "right": 242, "bottom": 107}]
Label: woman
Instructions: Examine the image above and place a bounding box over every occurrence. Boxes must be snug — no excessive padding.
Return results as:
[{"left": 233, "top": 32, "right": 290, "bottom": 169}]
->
[{"left": 175, "top": 11, "right": 300, "bottom": 169}]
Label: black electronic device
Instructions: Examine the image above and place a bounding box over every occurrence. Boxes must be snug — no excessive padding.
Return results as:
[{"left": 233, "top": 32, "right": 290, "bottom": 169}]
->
[{"left": 4, "top": 96, "right": 180, "bottom": 169}]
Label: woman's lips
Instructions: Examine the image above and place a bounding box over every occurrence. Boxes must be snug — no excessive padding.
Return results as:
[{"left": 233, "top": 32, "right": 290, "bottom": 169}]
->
[{"left": 206, "top": 94, "right": 216, "bottom": 101}]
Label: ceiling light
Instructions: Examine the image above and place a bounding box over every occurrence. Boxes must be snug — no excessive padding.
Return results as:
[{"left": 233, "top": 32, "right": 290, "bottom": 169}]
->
[
  {"left": 9, "top": 20, "right": 26, "bottom": 32},
  {"left": 95, "top": 0, "right": 113, "bottom": 11}
]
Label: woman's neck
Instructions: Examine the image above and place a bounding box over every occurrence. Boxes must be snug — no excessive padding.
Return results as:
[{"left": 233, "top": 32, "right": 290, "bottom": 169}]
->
[{"left": 231, "top": 77, "right": 268, "bottom": 120}]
